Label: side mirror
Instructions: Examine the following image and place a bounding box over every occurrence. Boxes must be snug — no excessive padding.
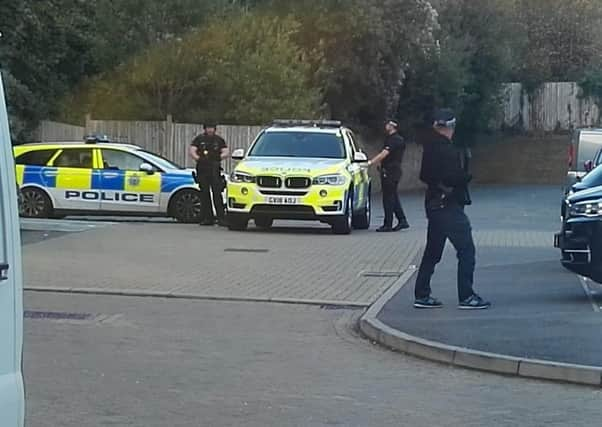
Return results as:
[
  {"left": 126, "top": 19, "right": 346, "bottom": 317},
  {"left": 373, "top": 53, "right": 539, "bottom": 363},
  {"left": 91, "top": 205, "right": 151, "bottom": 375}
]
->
[
  {"left": 231, "top": 148, "right": 245, "bottom": 161},
  {"left": 140, "top": 163, "right": 155, "bottom": 174},
  {"left": 585, "top": 160, "right": 594, "bottom": 173},
  {"left": 353, "top": 152, "right": 368, "bottom": 163}
]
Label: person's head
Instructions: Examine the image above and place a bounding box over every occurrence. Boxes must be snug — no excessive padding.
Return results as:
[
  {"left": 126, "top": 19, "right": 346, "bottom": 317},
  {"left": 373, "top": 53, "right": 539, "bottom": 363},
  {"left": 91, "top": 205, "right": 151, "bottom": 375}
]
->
[
  {"left": 432, "top": 108, "right": 456, "bottom": 139},
  {"left": 385, "top": 119, "right": 399, "bottom": 135},
  {"left": 203, "top": 124, "right": 217, "bottom": 136}
]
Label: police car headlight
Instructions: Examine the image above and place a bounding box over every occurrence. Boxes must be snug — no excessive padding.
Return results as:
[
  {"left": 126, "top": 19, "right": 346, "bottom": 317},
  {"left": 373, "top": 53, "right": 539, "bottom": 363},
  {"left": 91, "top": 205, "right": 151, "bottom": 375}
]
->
[
  {"left": 231, "top": 172, "right": 256, "bottom": 184},
  {"left": 312, "top": 174, "right": 346, "bottom": 186},
  {"left": 569, "top": 199, "right": 602, "bottom": 217}
]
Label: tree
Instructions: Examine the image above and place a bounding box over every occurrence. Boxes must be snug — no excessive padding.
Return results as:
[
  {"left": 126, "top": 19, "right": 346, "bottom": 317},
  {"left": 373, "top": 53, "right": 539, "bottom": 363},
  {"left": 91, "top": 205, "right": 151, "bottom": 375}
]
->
[{"left": 60, "top": 12, "right": 322, "bottom": 124}]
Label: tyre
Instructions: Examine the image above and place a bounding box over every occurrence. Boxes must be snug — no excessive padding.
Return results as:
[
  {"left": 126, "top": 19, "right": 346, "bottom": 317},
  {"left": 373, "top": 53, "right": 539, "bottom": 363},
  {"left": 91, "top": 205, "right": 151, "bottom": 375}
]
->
[
  {"left": 169, "top": 189, "right": 202, "bottom": 223},
  {"left": 228, "top": 214, "right": 249, "bottom": 231},
  {"left": 332, "top": 192, "right": 353, "bottom": 235},
  {"left": 254, "top": 217, "right": 273, "bottom": 229},
  {"left": 352, "top": 188, "right": 371, "bottom": 230},
  {"left": 19, "top": 187, "right": 52, "bottom": 218}
]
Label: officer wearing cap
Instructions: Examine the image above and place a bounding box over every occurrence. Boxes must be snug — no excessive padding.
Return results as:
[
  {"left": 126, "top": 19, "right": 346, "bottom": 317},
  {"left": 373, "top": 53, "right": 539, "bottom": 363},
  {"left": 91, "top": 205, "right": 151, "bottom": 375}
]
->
[
  {"left": 367, "top": 119, "right": 410, "bottom": 232},
  {"left": 413, "top": 109, "right": 490, "bottom": 310},
  {"left": 189, "top": 124, "right": 229, "bottom": 226}
]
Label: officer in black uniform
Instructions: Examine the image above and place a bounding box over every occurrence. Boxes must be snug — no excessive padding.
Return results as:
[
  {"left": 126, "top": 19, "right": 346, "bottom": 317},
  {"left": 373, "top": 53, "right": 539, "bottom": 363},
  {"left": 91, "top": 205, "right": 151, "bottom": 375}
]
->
[
  {"left": 368, "top": 119, "right": 410, "bottom": 232},
  {"left": 189, "top": 124, "right": 229, "bottom": 226},
  {"left": 413, "top": 109, "right": 490, "bottom": 310}
]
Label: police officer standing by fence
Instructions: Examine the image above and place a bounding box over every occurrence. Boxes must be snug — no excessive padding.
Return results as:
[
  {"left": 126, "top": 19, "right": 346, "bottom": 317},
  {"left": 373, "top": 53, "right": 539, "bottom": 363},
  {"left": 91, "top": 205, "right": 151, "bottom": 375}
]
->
[
  {"left": 413, "top": 109, "right": 490, "bottom": 310},
  {"left": 189, "top": 124, "right": 229, "bottom": 226},
  {"left": 368, "top": 119, "right": 410, "bottom": 232}
]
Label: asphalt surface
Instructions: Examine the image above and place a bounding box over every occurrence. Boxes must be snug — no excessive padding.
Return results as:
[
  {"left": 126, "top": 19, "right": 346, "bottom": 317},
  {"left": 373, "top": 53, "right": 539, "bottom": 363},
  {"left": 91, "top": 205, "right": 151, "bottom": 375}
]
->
[
  {"left": 24, "top": 292, "right": 602, "bottom": 427},
  {"left": 377, "top": 185, "right": 602, "bottom": 367}
]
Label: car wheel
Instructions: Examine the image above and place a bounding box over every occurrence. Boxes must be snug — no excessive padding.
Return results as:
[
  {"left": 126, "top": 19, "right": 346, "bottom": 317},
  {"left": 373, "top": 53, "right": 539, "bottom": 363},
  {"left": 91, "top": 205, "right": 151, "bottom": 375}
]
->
[
  {"left": 352, "top": 188, "right": 371, "bottom": 230},
  {"left": 20, "top": 187, "right": 52, "bottom": 218},
  {"left": 332, "top": 192, "right": 352, "bottom": 235},
  {"left": 254, "top": 217, "right": 273, "bottom": 229},
  {"left": 228, "top": 214, "right": 249, "bottom": 231},
  {"left": 170, "top": 189, "right": 201, "bottom": 223}
]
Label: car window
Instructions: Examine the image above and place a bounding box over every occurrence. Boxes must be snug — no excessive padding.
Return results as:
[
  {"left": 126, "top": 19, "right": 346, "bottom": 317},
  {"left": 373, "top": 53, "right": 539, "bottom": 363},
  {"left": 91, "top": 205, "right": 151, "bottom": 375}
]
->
[
  {"left": 15, "top": 149, "right": 57, "bottom": 166},
  {"left": 138, "top": 150, "right": 184, "bottom": 170},
  {"left": 347, "top": 131, "right": 359, "bottom": 156},
  {"left": 581, "top": 164, "right": 602, "bottom": 187},
  {"left": 249, "top": 131, "right": 346, "bottom": 159},
  {"left": 53, "top": 149, "right": 93, "bottom": 169},
  {"left": 102, "top": 149, "right": 148, "bottom": 171}
]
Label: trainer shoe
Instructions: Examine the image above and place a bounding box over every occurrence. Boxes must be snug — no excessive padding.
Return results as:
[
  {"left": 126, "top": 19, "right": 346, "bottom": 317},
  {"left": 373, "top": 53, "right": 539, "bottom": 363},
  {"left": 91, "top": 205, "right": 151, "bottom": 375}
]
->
[
  {"left": 459, "top": 294, "right": 491, "bottom": 310},
  {"left": 414, "top": 297, "right": 443, "bottom": 309}
]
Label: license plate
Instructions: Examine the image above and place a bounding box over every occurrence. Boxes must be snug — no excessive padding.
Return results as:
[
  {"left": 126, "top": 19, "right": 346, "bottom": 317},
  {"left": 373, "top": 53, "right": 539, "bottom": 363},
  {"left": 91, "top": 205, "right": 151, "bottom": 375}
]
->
[{"left": 265, "top": 196, "right": 299, "bottom": 205}]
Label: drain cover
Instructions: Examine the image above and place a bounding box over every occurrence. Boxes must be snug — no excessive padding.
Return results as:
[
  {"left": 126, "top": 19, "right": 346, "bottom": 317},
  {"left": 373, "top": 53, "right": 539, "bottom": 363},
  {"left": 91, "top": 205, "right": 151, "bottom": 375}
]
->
[
  {"left": 24, "top": 311, "right": 92, "bottom": 321},
  {"left": 361, "top": 271, "right": 402, "bottom": 278},
  {"left": 224, "top": 248, "right": 269, "bottom": 253}
]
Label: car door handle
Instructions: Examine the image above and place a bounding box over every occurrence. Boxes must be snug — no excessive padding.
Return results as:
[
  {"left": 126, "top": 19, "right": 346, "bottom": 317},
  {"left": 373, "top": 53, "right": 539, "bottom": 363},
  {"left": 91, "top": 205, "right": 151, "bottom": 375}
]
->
[
  {"left": 103, "top": 173, "right": 120, "bottom": 178},
  {"left": 0, "top": 263, "right": 9, "bottom": 281},
  {"left": 43, "top": 171, "right": 58, "bottom": 177}
]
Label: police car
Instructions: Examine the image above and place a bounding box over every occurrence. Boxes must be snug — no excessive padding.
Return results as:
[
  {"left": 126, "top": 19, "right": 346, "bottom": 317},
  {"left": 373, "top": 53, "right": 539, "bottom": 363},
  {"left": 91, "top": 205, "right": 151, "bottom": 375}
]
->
[
  {"left": 227, "top": 120, "right": 371, "bottom": 234},
  {"left": 13, "top": 136, "right": 209, "bottom": 222}
]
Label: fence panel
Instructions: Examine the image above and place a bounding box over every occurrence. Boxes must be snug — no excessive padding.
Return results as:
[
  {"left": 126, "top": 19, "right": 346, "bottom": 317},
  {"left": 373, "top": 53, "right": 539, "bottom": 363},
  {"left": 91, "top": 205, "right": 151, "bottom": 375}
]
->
[{"left": 33, "top": 120, "right": 84, "bottom": 142}]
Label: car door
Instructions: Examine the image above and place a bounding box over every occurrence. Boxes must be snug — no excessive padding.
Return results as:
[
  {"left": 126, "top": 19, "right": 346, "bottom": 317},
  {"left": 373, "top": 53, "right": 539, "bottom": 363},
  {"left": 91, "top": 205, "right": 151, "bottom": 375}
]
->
[
  {"left": 98, "top": 149, "right": 162, "bottom": 213},
  {"left": 47, "top": 147, "right": 99, "bottom": 211},
  {"left": 346, "top": 131, "right": 368, "bottom": 211},
  {"left": 0, "top": 72, "right": 25, "bottom": 427}
]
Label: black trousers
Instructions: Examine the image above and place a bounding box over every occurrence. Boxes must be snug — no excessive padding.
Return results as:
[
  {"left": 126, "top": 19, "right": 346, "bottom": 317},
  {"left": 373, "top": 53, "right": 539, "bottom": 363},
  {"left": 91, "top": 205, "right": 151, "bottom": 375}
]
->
[
  {"left": 414, "top": 204, "right": 476, "bottom": 302},
  {"left": 381, "top": 171, "right": 407, "bottom": 227},
  {"left": 196, "top": 166, "right": 225, "bottom": 222}
]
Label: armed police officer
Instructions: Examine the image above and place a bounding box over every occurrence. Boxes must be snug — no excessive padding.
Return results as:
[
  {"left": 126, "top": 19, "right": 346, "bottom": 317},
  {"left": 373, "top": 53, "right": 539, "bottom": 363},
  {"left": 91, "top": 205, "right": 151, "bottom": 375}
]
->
[
  {"left": 189, "top": 124, "right": 229, "bottom": 226},
  {"left": 368, "top": 119, "right": 410, "bottom": 232},
  {"left": 413, "top": 109, "right": 490, "bottom": 310}
]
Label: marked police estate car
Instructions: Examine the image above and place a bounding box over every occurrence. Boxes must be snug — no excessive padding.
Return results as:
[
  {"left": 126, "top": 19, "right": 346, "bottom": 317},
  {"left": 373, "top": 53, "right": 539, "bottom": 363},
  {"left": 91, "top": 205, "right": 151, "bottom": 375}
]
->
[
  {"left": 227, "top": 120, "right": 371, "bottom": 234},
  {"left": 14, "top": 137, "right": 205, "bottom": 222}
]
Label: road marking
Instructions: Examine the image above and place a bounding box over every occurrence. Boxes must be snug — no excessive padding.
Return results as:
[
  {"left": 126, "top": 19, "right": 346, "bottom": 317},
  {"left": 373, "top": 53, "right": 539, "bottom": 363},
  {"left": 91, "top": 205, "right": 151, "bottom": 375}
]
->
[{"left": 579, "top": 276, "right": 600, "bottom": 313}]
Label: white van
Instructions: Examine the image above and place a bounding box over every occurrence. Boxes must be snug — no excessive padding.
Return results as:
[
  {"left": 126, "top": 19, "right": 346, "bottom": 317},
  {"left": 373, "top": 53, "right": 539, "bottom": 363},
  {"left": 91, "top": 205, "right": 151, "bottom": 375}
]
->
[
  {"left": 0, "top": 73, "right": 26, "bottom": 426},
  {"left": 567, "top": 128, "right": 602, "bottom": 186}
]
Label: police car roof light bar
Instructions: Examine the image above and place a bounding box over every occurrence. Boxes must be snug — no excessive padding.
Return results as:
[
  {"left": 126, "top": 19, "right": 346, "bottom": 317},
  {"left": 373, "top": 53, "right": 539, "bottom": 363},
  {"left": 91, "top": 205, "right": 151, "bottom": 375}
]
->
[
  {"left": 84, "top": 134, "right": 111, "bottom": 144},
  {"left": 272, "top": 119, "right": 342, "bottom": 128}
]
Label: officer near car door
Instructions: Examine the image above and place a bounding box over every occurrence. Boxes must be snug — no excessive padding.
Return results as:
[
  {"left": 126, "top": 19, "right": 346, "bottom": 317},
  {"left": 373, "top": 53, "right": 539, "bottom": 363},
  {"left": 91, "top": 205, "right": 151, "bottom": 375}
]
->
[
  {"left": 189, "top": 124, "right": 229, "bottom": 226},
  {"left": 367, "top": 119, "right": 410, "bottom": 232},
  {"left": 413, "top": 108, "right": 490, "bottom": 310}
]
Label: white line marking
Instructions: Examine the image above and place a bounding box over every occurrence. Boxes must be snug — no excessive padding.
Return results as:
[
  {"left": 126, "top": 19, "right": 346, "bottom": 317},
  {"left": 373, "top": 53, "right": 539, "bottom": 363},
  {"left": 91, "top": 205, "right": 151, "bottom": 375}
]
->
[{"left": 579, "top": 276, "right": 600, "bottom": 313}]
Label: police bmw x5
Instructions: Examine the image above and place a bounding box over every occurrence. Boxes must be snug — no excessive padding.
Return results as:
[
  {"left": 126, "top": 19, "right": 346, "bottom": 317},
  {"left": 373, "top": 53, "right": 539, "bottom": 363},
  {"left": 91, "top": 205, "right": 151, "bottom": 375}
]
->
[
  {"left": 227, "top": 120, "right": 371, "bottom": 234},
  {"left": 13, "top": 136, "right": 212, "bottom": 223}
]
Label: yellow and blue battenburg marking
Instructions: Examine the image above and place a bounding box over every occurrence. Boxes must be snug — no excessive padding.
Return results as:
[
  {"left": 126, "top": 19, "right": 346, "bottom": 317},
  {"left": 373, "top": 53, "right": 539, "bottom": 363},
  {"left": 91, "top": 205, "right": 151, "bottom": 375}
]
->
[{"left": 17, "top": 165, "right": 196, "bottom": 201}]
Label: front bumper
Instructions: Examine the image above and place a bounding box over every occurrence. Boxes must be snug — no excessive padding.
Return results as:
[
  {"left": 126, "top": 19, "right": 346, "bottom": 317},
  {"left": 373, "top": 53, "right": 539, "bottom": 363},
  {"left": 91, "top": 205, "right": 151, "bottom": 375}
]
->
[
  {"left": 226, "top": 182, "right": 347, "bottom": 219},
  {"left": 555, "top": 217, "right": 601, "bottom": 268}
]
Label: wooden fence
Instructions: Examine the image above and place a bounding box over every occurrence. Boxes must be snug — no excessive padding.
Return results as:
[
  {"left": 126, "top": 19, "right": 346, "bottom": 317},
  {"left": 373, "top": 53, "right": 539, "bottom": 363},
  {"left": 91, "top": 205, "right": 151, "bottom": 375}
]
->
[
  {"left": 501, "top": 82, "right": 600, "bottom": 132},
  {"left": 84, "top": 116, "right": 262, "bottom": 172}
]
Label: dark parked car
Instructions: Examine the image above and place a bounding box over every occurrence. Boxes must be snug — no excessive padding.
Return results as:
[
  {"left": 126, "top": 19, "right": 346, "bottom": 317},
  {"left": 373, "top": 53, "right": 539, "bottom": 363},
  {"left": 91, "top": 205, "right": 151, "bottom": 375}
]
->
[{"left": 555, "top": 184, "right": 602, "bottom": 284}]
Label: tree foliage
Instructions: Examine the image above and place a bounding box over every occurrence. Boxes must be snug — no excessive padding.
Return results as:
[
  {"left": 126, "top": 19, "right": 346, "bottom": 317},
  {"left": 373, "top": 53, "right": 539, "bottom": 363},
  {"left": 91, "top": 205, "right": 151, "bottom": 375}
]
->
[{"left": 4, "top": 0, "right": 602, "bottom": 142}]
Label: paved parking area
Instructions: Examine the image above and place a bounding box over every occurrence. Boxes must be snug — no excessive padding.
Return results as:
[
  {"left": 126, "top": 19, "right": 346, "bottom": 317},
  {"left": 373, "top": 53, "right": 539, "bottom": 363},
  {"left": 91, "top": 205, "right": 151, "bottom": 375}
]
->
[{"left": 22, "top": 186, "right": 559, "bottom": 307}]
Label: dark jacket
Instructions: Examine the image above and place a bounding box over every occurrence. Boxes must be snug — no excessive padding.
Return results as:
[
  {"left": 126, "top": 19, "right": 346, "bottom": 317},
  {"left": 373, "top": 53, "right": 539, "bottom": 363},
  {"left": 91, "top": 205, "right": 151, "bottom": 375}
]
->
[
  {"left": 191, "top": 133, "right": 227, "bottom": 172},
  {"left": 420, "top": 131, "right": 472, "bottom": 210}
]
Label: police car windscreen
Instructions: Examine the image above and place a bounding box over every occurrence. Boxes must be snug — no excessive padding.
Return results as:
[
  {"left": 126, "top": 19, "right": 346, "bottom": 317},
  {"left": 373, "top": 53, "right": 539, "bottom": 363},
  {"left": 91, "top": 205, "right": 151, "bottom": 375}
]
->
[
  {"left": 139, "top": 150, "right": 184, "bottom": 170},
  {"left": 581, "top": 164, "right": 602, "bottom": 187},
  {"left": 249, "top": 132, "right": 346, "bottom": 159}
]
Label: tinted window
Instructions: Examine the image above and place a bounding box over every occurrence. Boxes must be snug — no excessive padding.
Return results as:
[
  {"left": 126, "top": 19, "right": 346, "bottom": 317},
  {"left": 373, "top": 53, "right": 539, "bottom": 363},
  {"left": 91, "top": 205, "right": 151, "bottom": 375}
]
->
[
  {"left": 581, "top": 165, "right": 602, "bottom": 187},
  {"left": 249, "top": 132, "right": 346, "bottom": 159},
  {"left": 102, "top": 149, "right": 147, "bottom": 171},
  {"left": 53, "top": 149, "right": 93, "bottom": 169},
  {"left": 15, "top": 149, "right": 57, "bottom": 166}
]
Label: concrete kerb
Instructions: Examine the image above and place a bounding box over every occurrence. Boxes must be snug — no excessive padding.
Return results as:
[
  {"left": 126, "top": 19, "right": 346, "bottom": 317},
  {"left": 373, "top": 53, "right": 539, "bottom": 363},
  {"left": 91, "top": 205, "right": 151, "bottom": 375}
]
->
[
  {"left": 23, "top": 286, "right": 370, "bottom": 308},
  {"left": 359, "top": 267, "right": 602, "bottom": 387}
]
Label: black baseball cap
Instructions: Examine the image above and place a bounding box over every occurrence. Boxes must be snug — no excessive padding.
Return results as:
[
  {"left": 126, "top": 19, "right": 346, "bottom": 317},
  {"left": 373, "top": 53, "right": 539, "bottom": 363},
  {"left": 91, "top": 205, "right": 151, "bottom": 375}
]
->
[
  {"left": 433, "top": 109, "right": 456, "bottom": 128},
  {"left": 386, "top": 119, "right": 399, "bottom": 128}
]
